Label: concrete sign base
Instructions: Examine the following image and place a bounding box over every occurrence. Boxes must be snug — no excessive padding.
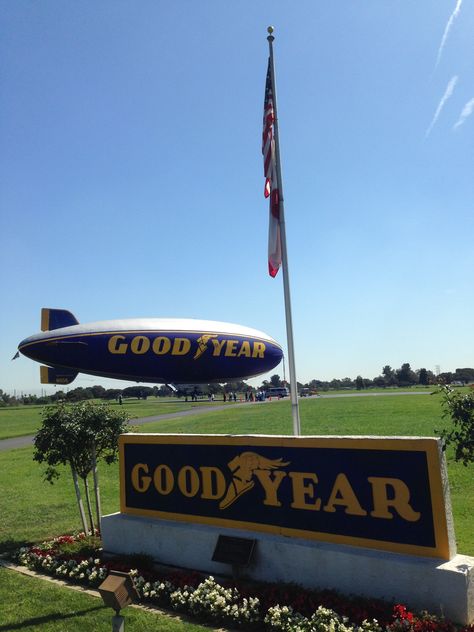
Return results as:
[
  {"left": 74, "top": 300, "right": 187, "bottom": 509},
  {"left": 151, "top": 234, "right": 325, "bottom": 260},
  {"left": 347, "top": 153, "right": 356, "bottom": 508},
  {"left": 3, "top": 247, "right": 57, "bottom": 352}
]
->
[{"left": 101, "top": 512, "right": 474, "bottom": 625}]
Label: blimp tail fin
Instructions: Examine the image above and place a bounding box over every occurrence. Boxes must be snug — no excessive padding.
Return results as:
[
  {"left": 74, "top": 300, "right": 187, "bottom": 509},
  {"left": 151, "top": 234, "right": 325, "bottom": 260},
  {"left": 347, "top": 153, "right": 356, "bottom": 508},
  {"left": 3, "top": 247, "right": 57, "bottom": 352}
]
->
[
  {"left": 41, "top": 308, "right": 79, "bottom": 332},
  {"left": 40, "top": 366, "right": 78, "bottom": 385}
]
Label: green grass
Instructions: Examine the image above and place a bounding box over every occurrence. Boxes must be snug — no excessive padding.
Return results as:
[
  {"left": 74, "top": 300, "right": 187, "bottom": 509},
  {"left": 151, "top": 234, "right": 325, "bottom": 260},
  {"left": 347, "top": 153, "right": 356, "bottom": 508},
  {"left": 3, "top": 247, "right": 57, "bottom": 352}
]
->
[
  {"left": 117, "top": 397, "right": 221, "bottom": 419},
  {"left": 318, "top": 386, "right": 434, "bottom": 395},
  {"left": 0, "top": 388, "right": 453, "bottom": 441},
  {"left": 1, "top": 393, "right": 473, "bottom": 554},
  {"left": 0, "top": 405, "right": 44, "bottom": 440},
  {"left": 0, "top": 398, "right": 220, "bottom": 440},
  {"left": 1, "top": 393, "right": 473, "bottom": 630},
  {"left": 142, "top": 393, "right": 443, "bottom": 436},
  {"left": 0, "top": 566, "right": 210, "bottom": 631},
  {"left": 0, "top": 446, "right": 121, "bottom": 549}
]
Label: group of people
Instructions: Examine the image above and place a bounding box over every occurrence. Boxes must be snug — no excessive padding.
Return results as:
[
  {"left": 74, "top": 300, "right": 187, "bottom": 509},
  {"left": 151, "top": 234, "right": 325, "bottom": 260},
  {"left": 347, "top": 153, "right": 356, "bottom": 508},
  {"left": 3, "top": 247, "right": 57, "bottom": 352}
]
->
[
  {"left": 187, "top": 391, "right": 268, "bottom": 403},
  {"left": 223, "top": 392, "right": 238, "bottom": 402},
  {"left": 223, "top": 391, "right": 266, "bottom": 402}
]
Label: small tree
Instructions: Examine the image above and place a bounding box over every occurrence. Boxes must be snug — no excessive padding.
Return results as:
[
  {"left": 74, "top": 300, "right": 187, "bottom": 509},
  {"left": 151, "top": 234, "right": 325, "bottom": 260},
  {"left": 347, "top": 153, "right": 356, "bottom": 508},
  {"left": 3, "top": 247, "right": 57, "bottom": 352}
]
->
[
  {"left": 438, "top": 385, "right": 474, "bottom": 466},
  {"left": 396, "top": 363, "right": 416, "bottom": 387},
  {"left": 418, "top": 368, "right": 429, "bottom": 385},
  {"left": 270, "top": 374, "right": 282, "bottom": 387},
  {"left": 382, "top": 365, "right": 396, "bottom": 386},
  {"left": 34, "top": 401, "right": 130, "bottom": 534}
]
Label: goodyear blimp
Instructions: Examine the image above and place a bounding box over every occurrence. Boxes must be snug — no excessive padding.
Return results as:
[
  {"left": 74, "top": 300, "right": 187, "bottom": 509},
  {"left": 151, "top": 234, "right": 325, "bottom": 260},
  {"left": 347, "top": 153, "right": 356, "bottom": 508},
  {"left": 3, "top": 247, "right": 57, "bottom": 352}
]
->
[{"left": 17, "top": 308, "right": 283, "bottom": 385}]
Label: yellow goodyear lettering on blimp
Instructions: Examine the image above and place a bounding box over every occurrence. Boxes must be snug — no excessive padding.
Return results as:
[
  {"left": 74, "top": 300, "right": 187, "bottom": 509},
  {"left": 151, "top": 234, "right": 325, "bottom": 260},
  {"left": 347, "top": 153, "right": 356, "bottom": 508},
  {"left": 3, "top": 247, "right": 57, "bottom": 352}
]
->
[
  {"left": 195, "top": 336, "right": 266, "bottom": 360},
  {"left": 152, "top": 336, "right": 171, "bottom": 355},
  {"left": 107, "top": 333, "right": 266, "bottom": 359},
  {"left": 108, "top": 334, "right": 190, "bottom": 357},
  {"left": 108, "top": 335, "right": 128, "bottom": 354},
  {"left": 130, "top": 336, "right": 150, "bottom": 354},
  {"left": 172, "top": 338, "right": 191, "bottom": 355}
]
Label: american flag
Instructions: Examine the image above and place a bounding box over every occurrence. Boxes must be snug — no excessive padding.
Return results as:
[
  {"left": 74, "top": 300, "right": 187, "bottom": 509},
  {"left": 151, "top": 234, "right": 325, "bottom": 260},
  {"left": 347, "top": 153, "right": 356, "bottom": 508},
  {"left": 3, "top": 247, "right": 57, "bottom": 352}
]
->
[{"left": 262, "top": 58, "right": 282, "bottom": 278}]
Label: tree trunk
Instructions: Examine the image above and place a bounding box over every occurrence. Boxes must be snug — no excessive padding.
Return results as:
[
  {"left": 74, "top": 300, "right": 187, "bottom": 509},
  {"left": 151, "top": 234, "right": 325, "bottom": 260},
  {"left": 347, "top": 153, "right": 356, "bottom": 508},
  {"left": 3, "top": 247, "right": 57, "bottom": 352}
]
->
[
  {"left": 70, "top": 464, "right": 89, "bottom": 534},
  {"left": 91, "top": 442, "right": 102, "bottom": 534},
  {"left": 83, "top": 475, "right": 95, "bottom": 534}
]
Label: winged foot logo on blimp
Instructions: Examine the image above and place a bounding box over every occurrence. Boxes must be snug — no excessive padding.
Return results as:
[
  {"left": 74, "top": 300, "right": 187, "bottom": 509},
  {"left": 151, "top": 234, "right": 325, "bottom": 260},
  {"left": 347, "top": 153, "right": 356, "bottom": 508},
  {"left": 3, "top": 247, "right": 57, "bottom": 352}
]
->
[
  {"left": 219, "top": 452, "right": 290, "bottom": 509},
  {"left": 193, "top": 334, "right": 218, "bottom": 360}
]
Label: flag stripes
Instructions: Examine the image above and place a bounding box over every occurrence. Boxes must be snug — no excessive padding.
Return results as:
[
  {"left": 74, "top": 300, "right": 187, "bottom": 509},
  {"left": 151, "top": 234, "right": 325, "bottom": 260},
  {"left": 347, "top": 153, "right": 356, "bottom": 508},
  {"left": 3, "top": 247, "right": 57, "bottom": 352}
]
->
[{"left": 262, "top": 58, "right": 282, "bottom": 278}]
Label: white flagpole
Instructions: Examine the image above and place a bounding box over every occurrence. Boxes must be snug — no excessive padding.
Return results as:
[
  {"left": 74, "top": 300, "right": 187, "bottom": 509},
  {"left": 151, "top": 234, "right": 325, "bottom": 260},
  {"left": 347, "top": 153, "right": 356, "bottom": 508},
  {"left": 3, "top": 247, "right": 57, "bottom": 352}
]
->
[{"left": 267, "top": 26, "right": 301, "bottom": 435}]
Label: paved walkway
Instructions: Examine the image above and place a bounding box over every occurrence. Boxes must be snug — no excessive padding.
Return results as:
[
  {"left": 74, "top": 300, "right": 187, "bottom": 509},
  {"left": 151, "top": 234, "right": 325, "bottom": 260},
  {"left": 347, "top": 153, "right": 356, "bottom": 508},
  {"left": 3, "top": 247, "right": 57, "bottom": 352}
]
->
[{"left": 0, "top": 390, "right": 432, "bottom": 452}]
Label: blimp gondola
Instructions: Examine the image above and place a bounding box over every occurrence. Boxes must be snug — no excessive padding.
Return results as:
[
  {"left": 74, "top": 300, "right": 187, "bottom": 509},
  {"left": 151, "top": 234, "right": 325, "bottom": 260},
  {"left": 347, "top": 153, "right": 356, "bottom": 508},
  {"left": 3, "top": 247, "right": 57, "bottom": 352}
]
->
[{"left": 18, "top": 308, "right": 283, "bottom": 385}]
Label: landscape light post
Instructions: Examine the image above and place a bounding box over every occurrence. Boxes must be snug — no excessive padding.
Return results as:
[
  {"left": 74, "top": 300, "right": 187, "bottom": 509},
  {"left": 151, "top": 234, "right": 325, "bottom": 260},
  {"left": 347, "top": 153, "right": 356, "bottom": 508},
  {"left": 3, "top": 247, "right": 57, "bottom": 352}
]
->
[{"left": 98, "top": 571, "right": 137, "bottom": 632}]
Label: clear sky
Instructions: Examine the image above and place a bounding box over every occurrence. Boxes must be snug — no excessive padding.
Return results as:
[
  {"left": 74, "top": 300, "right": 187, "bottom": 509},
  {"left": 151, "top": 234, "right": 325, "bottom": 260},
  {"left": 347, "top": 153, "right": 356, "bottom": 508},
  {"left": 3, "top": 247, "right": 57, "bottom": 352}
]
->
[{"left": 1, "top": 1, "right": 473, "bottom": 395}]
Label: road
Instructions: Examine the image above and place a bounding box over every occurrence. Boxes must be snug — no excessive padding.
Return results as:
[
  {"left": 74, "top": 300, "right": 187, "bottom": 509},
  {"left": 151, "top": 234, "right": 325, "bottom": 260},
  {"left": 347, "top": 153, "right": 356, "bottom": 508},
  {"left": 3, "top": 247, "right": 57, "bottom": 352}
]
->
[{"left": 0, "top": 390, "right": 433, "bottom": 452}]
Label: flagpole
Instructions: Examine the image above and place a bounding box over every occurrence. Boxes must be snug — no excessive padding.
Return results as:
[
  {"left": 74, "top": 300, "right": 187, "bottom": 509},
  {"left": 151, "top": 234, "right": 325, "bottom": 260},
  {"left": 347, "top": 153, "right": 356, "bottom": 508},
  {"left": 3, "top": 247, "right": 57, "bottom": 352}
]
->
[{"left": 267, "top": 26, "right": 301, "bottom": 436}]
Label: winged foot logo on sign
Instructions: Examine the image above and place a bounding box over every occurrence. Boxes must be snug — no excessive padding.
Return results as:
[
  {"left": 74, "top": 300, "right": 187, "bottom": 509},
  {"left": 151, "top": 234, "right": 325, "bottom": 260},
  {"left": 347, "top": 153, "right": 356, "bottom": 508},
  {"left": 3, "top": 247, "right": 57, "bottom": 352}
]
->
[
  {"left": 219, "top": 452, "right": 290, "bottom": 509},
  {"left": 119, "top": 435, "right": 451, "bottom": 559}
]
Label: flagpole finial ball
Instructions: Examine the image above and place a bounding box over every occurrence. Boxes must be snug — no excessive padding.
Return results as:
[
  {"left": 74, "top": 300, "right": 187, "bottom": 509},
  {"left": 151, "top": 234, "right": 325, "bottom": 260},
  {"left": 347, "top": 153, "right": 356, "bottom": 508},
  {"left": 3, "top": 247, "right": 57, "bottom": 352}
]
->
[{"left": 267, "top": 26, "right": 274, "bottom": 34}]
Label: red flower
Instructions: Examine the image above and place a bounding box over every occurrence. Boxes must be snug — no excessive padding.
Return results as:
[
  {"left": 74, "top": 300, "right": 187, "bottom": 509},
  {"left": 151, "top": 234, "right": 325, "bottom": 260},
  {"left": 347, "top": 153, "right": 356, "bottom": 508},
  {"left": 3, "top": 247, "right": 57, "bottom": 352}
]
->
[{"left": 394, "top": 604, "right": 414, "bottom": 623}]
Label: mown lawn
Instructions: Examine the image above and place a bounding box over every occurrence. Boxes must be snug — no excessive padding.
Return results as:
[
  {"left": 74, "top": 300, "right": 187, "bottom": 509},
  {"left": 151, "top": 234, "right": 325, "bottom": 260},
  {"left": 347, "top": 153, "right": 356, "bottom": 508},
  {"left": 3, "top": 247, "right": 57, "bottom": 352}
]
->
[
  {"left": 0, "top": 405, "right": 44, "bottom": 440},
  {"left": 0, "top": 392, "right": 472, "bottom": 554},
  {"left": 0, "top": 387, "right": 440, "bottom": 440},
  {"left": 0, "top": 397, "right": 220, "bottom": 440},
  {"left": 0, "top": 566, "right": 210, "bottom": 632},
  {"left": 1, "top": 392, "right": 473, "bottom": 631}
]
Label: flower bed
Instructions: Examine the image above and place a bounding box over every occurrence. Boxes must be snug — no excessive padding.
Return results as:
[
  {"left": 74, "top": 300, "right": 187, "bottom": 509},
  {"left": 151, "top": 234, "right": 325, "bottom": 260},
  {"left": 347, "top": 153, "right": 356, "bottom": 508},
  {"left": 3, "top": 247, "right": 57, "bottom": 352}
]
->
[{"left": 12, "top": 533, "right": 474, "bottom": 632}]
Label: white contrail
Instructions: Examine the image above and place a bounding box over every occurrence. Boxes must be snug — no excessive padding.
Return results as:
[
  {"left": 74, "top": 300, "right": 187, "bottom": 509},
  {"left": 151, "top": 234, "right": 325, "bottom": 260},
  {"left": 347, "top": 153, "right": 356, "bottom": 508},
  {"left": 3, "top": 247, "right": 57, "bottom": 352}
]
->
[
  {"left": 453, "top": 98, "right": 474, "bottom": 130},
  {"left": 425, "top": 75, "right": 458, "bottom": 138},
  {"left": 435, "top": 0, "right": 463, "bottom": 70}
]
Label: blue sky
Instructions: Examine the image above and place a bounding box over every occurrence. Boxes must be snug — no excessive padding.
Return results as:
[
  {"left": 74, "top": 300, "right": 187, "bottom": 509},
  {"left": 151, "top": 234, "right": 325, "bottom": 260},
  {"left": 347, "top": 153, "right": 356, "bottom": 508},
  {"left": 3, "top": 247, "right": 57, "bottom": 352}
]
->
[{"left": 1, "top": 1, "right": 473, "bottom": 394}]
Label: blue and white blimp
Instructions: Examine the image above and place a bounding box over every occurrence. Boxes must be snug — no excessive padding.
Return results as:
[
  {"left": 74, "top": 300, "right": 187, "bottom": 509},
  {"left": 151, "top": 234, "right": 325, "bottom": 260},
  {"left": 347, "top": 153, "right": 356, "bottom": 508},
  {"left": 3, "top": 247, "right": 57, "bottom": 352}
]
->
[{"left": 18, "top": 308, "right": 283, "bottom": 385}]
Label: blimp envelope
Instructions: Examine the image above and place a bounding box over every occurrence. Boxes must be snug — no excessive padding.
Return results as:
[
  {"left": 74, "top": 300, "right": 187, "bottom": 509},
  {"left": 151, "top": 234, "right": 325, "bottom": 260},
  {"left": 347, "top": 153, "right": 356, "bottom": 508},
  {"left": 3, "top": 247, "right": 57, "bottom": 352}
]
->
[{"left": 18, "top": 308, "right": 283, "bottom": 385}]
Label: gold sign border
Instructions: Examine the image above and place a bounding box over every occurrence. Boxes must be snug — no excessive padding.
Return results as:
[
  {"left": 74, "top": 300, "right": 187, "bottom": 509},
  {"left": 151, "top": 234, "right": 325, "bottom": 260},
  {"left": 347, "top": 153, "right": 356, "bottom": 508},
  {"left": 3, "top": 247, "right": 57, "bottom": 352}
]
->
[{"left": 119, "top": 434, "right": 451, "bottom": 560}]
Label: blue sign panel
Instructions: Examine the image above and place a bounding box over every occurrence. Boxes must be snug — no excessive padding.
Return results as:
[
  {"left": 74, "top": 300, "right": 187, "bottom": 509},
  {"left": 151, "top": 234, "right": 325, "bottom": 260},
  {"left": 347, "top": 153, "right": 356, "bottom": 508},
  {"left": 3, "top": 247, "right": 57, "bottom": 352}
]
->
[{"left": 119, "top": 434, "right": 451, "bottom": 559}]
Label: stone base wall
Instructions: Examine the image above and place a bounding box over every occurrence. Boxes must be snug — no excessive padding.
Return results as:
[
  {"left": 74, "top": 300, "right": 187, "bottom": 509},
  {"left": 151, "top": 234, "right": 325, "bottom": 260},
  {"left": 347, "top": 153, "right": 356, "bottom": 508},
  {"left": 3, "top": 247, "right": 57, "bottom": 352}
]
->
[{"left": 101, "top": 512, "right": 474, "bottom": 625}]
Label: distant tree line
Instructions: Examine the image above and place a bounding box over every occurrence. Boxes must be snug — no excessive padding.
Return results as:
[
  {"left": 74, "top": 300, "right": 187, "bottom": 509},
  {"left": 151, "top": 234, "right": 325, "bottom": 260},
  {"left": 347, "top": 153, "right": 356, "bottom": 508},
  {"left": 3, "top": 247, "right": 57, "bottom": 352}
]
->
[
  {"left": 297, "top": 365, "right": 474, "bottom": 393},
  {"left": 2, "top": 364, "right": 474, "bottom": 407},
  {"left": 0, "top": 381, "right": 256, "bottom": 407}
]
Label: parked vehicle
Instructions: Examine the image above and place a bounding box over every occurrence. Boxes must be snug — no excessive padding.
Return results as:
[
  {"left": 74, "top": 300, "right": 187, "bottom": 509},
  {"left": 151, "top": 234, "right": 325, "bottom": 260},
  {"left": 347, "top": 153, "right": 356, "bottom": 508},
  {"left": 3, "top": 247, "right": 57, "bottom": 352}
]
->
[{"left": 265, "top": 386, "right": 289, "bottom": 398}]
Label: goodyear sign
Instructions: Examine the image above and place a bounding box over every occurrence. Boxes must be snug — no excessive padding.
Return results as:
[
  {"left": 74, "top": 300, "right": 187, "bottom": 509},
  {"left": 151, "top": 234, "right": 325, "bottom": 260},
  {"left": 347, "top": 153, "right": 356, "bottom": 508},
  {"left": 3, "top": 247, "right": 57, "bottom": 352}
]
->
[{"left": 119, "top": 434, "right": 452, "bottom": 559}]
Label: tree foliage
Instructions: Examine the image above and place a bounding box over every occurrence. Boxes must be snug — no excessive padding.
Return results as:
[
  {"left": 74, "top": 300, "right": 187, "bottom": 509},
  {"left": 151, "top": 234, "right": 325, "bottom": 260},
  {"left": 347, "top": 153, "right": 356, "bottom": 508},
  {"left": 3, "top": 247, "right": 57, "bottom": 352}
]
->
[
  {"left": 34, "top": 401, "right": 129, "bottom": 478},
  {"left": 270, "top": 374, "right": 282, "bottom": 387},
  {"left": 33, "top": 401, "right": 130, "bottom": 532},
  {"left": 438, "top": 385, "right": 474, "bottom": 466},
  {"left": 396, "top": 363, "right": 417, "bottom": 387},
  {"left": 5, "top": 361, "right": 474, "bottom": 408}
]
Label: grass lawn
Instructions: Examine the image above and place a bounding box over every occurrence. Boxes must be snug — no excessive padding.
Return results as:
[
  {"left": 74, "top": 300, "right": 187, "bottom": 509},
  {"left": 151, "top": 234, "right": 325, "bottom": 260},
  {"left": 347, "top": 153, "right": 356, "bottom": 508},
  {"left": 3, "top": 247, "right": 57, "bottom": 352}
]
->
[
  {"left": 1, "top": 392, "right": 473, "bottom": 554},
  {"left": 0, "top": 398, "right": 220, "bottom": 440},
  {"left": 0, "top": 387, "right": 445, "bottom": 441},
  {"left": 1, "top": 392, "right": 473, "bottom": 631},
  {"left": 0, "top": 566, "right": 210, "bottom": 631},
  {"left": 0, "top": 405, "right": 44, "bottom": 440},
  {"left": 144, "top": 393, "right": 442, "bottom": 436}
]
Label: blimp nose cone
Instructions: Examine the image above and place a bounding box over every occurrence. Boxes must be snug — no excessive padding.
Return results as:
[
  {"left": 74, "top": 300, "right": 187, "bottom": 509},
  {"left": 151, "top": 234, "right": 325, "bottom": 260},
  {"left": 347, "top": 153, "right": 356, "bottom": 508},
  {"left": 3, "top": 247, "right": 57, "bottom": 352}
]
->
[
  {"left": 18, "top": 336, "right": 35, "bottom": 359},
  {"left": 18, "top": 333, "right": 50, "bottom": 363}
]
